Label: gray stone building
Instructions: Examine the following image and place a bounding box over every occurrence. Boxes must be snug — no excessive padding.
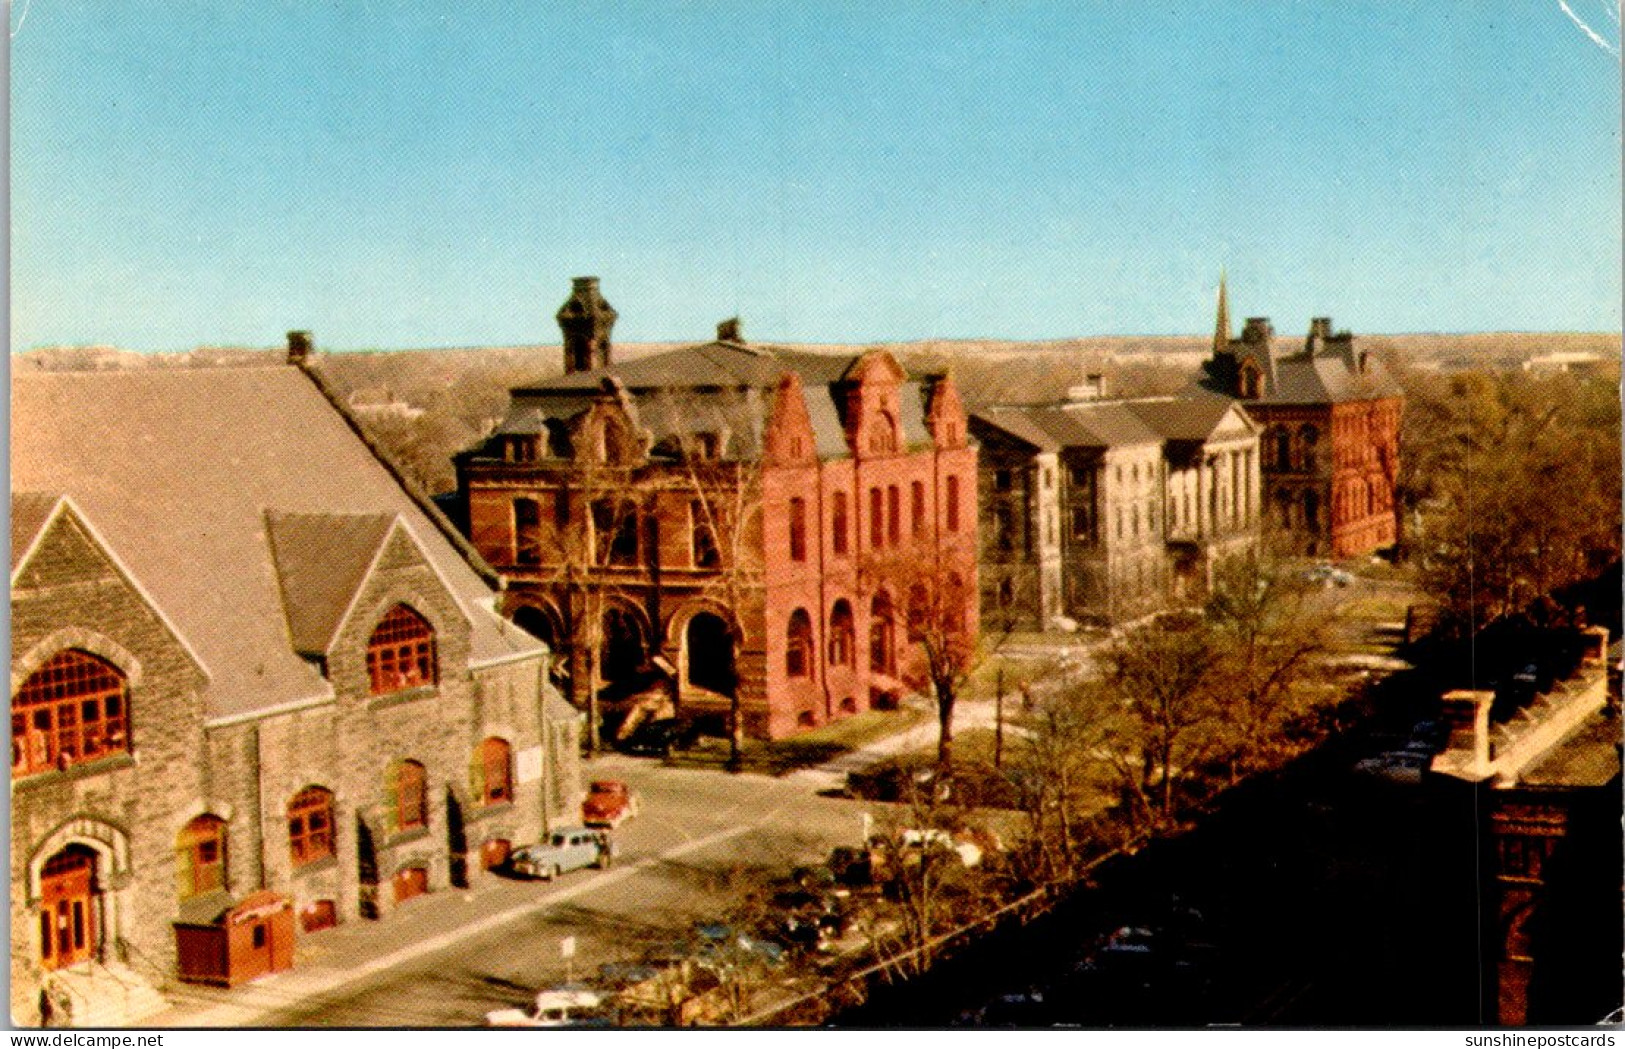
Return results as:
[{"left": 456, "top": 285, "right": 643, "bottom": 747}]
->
[
  {"left": 11, "top": 347, "right": 579, "bottom": 1026},
  {"left": 971, "top": 388, "right": 1260, "bottom": 629}
]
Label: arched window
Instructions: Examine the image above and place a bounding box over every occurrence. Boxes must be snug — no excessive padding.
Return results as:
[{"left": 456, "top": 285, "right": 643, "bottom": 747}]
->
[
  {"left": 786, "top": 610, "right": 814, "bottom": 678},
  {"left": 395, "top": 760, "right": 428, "bottom": 831},
  {"left": 828, "top": 601, "right": 855, "bottom": 666},
  {"left": 176, "top": 815, "right": 228, "bottom": 898},
  {"left": 870, "top": 594, "right": 895, "bottom": 675},
  {"left": 1298, "top": 425, "right": 1319, "bottom": 471},
  {"left": 946, "top": 475, "right": 961, "bottom": 532},
  {"left": 911, "top": 481, "right": 926, "bottom": 537},
  {"left": 1274, "top": 429, "right": 1292, "bottom": 471},
  {"left": 870, "top": 488, "right": 884, "bottom": 549},
  {"left": 887, "top": 485, "right": 901, "bottom": 545},
  {"left": 789, "top": 497, "right": 807, "bottom": 562},
  {"left": 1239, "top": 361, "right": 1262, "bottom": 399},
  {"left": 690, "top": 500, "right": 720, "bottom": 568},
  {"left": 288, "top": 786, "right": 335, "bottom": 867},
  {"left": 12, "top": 649, "right": 130, "bottom": 776},
  {"left": 367, "top": 605, "right": 437, "bottom": 695},
  {"left": 593, "top": 500, "right": 640, "bottom": 565},
  {"left": 1303, "top": 489, "right": 1320, "bottom": 530},
  {"left": 831, "top": 491, "right": 849, "bottom": 556},
  {"left": 513, "top": 498, "right": 541, "bottom": 566},
  {"left": 477, "top": 738, "right": 513, "bottom": 806}
]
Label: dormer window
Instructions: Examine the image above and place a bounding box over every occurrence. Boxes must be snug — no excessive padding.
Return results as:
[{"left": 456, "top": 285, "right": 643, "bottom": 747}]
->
[
  {"left": 506, "top": 436, "right": 538, "bottom": 462},
  {"left": 367, "top": 604, "right": 438, "bottom": 695},
  {"left": 1239, "top": 361, "right": 1262, "bottom": 399},
  {"left": 868, "top": 412, "right": 899, "bottom": 454}
]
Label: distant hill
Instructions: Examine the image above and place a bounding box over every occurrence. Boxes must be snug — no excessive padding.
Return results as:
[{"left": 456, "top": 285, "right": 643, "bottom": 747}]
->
[{"left": 15, "top": 331, "right": 1616, "bottom": 496}]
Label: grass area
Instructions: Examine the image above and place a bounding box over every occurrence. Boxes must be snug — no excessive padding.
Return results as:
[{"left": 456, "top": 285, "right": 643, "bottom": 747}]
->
[{"left": 663, "top": 704, "right": 933, "bottom": 777}]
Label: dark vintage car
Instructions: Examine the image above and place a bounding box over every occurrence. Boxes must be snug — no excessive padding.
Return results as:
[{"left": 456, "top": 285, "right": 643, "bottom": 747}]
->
[{"left": 582, "top": 780, "right": 640, "bottom": 828}]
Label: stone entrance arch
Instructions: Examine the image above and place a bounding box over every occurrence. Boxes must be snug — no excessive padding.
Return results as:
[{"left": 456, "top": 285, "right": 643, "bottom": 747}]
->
[{"left": 683, "top": 612, "right": 737, "bottom": 697}]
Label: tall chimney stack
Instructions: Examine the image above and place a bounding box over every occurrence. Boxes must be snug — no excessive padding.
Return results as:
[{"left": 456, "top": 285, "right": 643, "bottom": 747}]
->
[
  {"left": 556, "top": 277, "right": 617, "bottom": 375},
  {"left": 716, "top": 317, "right": 743, "bottom": 344}
]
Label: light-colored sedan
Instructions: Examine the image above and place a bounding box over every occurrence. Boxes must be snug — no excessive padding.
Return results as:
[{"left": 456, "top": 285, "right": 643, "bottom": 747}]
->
[
  {"left": 486, "top": 988, "right": 605, "bottom": 1027},
  {"left": 508, "top": 827, "right": 611, "bottom": 880}
]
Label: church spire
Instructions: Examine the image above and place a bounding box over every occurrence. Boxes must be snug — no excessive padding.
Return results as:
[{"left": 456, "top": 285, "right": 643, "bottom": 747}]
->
[{"left": 1213, "top": 270, "right": 1232, "bottom": 356}]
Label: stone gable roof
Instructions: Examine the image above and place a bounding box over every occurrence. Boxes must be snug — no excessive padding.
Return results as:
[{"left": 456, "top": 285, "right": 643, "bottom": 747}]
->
[
  {"left": 10, "top": 492, "right": 61, "bottom": 574},
  {"left": 12, "top": 367, "right": 545, "bottom": 723},
  {"left": 265, "top": 511, "right": 398, "bottom": 656}
]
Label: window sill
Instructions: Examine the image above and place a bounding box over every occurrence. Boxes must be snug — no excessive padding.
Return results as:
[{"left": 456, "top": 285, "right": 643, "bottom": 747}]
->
[
  {"left": 385, "top": 826, "right": 432, "bottom": 849},
  {"left": 467, "top": 800, "right": 514, "bottom": 822},
  {"left": 291, "top": 855, "right": 339, "bottom": 877},
  {"left": 367, "top": 685, "right": 437, "bottom": 712},
  {"left": 13, "top": 751, "right": 136, "bottom": 790}
]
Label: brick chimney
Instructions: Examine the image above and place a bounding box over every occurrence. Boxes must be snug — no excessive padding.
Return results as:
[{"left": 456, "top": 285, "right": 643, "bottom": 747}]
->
[
  {"left": 556, "top": 277, "right": 617, "bottom": 375},
  {"left": 1241, "top": 317, "right": 1273, "bottom": 344},
  {"left": 716, "top": 317, "right": 743, "bottom": 344},
  {"left": 287, "top": 330, "right": 313, "bottom": 367},
  {"left": 1067, "top": 373, "right": 1106, "bottom": 402}
]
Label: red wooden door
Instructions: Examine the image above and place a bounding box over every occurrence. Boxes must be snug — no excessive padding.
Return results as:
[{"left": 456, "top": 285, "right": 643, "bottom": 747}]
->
[
  {"left": 39, "top": 849, "right": 96, "bottom": 970},
  {"left": 393, "top": 867, "right": 428, "bottom": 903}
]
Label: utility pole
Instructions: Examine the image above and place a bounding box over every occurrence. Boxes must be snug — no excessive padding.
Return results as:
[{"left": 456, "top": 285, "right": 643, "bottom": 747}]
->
[{"left": 994, "top": 665, "right": 1005, "bottom": 769}]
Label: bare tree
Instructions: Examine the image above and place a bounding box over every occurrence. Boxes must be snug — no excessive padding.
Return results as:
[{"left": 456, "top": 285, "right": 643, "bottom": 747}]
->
[{"left": 642, "top": 388, "right": 768, "bottom": 772}]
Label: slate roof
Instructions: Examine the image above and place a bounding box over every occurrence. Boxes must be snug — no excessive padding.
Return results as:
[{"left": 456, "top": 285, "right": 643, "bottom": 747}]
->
[
  {"left": 1196, "top": 332, "right": 1403, "bottom": 405},
  {"left": 265, "top": 511, "right": 398, "bottom": 656},
  {"left": 972, "top": 400, "right": 1163, "bottom": 453},
  {"left": 498, "top": 337, "right": 932, "bottom": 462},
  {"left": 12, "top": 367, "right": 545, "bottom": 723},
  {"left": 10, "top": 491, "right": 61, "bottom": 573},
  {"left": 1123, "top": 397, "right": 1248, "bottom": 443}
]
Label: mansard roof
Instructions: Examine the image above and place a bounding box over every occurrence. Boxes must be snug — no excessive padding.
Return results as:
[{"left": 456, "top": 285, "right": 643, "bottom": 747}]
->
[
  {"left": 12, "top": 367, "right": 545, "bottom": 723},
  {"left": 1197, "top": 326, "right": 1403, "bottom": 405},
  {"left": 495, "top": 334, "right": 940, "bottom": 462}
]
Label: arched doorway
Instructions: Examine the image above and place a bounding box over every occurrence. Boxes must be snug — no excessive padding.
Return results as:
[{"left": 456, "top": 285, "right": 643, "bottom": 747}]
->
[
  {"left": 685, "top": 612, "right": 736, "bottom": 696},
  {"left": 39, "top": 845, "right": 99, "bottom": 970},
  {"left": 599, "top": 606, "right": 647, "bottom": 686}
]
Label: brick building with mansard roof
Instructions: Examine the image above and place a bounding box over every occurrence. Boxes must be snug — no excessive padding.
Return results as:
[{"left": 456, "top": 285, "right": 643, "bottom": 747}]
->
[
  {"left": 11, "top": 348, "right": 579, "bottom": 1026},
  {"left": 454, "top": 278, "right": 979, "bottom": 741},
  {"left": 1195, "top": 276, "right": 1403, "bottom": 558}
]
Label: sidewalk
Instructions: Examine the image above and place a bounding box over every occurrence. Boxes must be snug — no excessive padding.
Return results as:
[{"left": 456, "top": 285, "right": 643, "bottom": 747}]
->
[
  {"left": 141, "top": 821, "right": 756, "bottom": 1028},
  {"left": 141, "top": 697, "right": 1007, "bottom": 1028}
]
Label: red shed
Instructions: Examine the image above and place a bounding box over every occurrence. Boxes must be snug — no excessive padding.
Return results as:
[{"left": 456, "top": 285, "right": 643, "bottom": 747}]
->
[{"left": 174, "top": 891, "right": 295, "bottom": 987}]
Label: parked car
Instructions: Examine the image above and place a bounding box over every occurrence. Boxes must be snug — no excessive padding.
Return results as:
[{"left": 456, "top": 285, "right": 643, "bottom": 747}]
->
[
  {"left": 485, "top": 988, "right": 607, "bottom": 1027},
  {"left": 582, "top": 780, "right": 640, "bottom": 828},
  {"left": 508, "top": 827, "right": 611, "bottom": 880},
  {"left": 1304, "top": 563, "right": 1354, "bottom": 588},
  {"left": 619, "top": 718, "right": 700, "bottom": 757},
  {"left": 1353, "top": 750, "right": 1430, "bottom": 785}
]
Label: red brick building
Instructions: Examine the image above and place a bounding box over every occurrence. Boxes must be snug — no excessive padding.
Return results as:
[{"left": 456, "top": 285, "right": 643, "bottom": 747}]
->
[
  {"left": 1197, "top": 278, "right": 1403, "bottom": 558},
  {"left": 455, "top": 279, "right": 979, "bottom": 740}
]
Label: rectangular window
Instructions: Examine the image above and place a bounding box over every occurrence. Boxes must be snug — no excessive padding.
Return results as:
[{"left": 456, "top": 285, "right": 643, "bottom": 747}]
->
[
  {"left": 870, "top": 487, "right": 884, "bottom": 550},
  {"left": 832, "top": 491, "right": 848, "bottom": 556},
  {"left": 789, "top": 497, "right": 808, "bottom": 562},
  {"left": 994, "top": 469, "right": 1014, "bottom": 493},
  {"left": 514, "top": 499, "right": 541, "bottom": 566},
  {"left": 1072, "top": 507, "right": 1091, "bottom": 541},
  {"left": 946, "top": 475, "right": 960, "bottom": 532},
  {"left": 911, "top": 481, "right": 926, "bottom": 537},
  {"left": 887, "top": 486, "right": 901, "bottom": 546}
]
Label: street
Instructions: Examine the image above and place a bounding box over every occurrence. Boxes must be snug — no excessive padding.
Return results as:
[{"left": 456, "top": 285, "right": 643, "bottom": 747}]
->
[{"left": 247, "top": 758, "right": 873, "bottom": 1027}]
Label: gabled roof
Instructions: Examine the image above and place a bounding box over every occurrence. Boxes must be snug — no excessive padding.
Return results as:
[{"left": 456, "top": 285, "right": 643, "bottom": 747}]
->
[
  {"left": 11, "top": 491, "right": 61, "bottom": 573},
  {"left": 1197, "top": 331, "right": 1403, "bottom": 404},
  {"left": 971, "top": 400, "right": 1162, "bottom": 453},
  {"left": 266, "top": 511, "right": 397, "bottom": 655},
  {"left": 1123, "top": 396, "right": 1255, "bottom": 443},
  {"left": 13, "top": 367, "right": 545, "bottom": 723}
]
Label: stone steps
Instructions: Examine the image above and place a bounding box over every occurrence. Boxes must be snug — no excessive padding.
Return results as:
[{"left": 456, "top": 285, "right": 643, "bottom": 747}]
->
[{"left": 45, "top": 962, "right": 168, "bottom": 1028}]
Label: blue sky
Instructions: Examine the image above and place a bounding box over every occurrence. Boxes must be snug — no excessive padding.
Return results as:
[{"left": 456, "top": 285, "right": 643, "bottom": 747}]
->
[{"left": 10, "top": 1, "right": 1622, "bottom": 351}]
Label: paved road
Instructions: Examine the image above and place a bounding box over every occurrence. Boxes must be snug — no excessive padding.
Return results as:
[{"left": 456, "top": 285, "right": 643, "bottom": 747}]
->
[{"left": 247, "top": 759, "right": 877, "bottom": 1027}]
